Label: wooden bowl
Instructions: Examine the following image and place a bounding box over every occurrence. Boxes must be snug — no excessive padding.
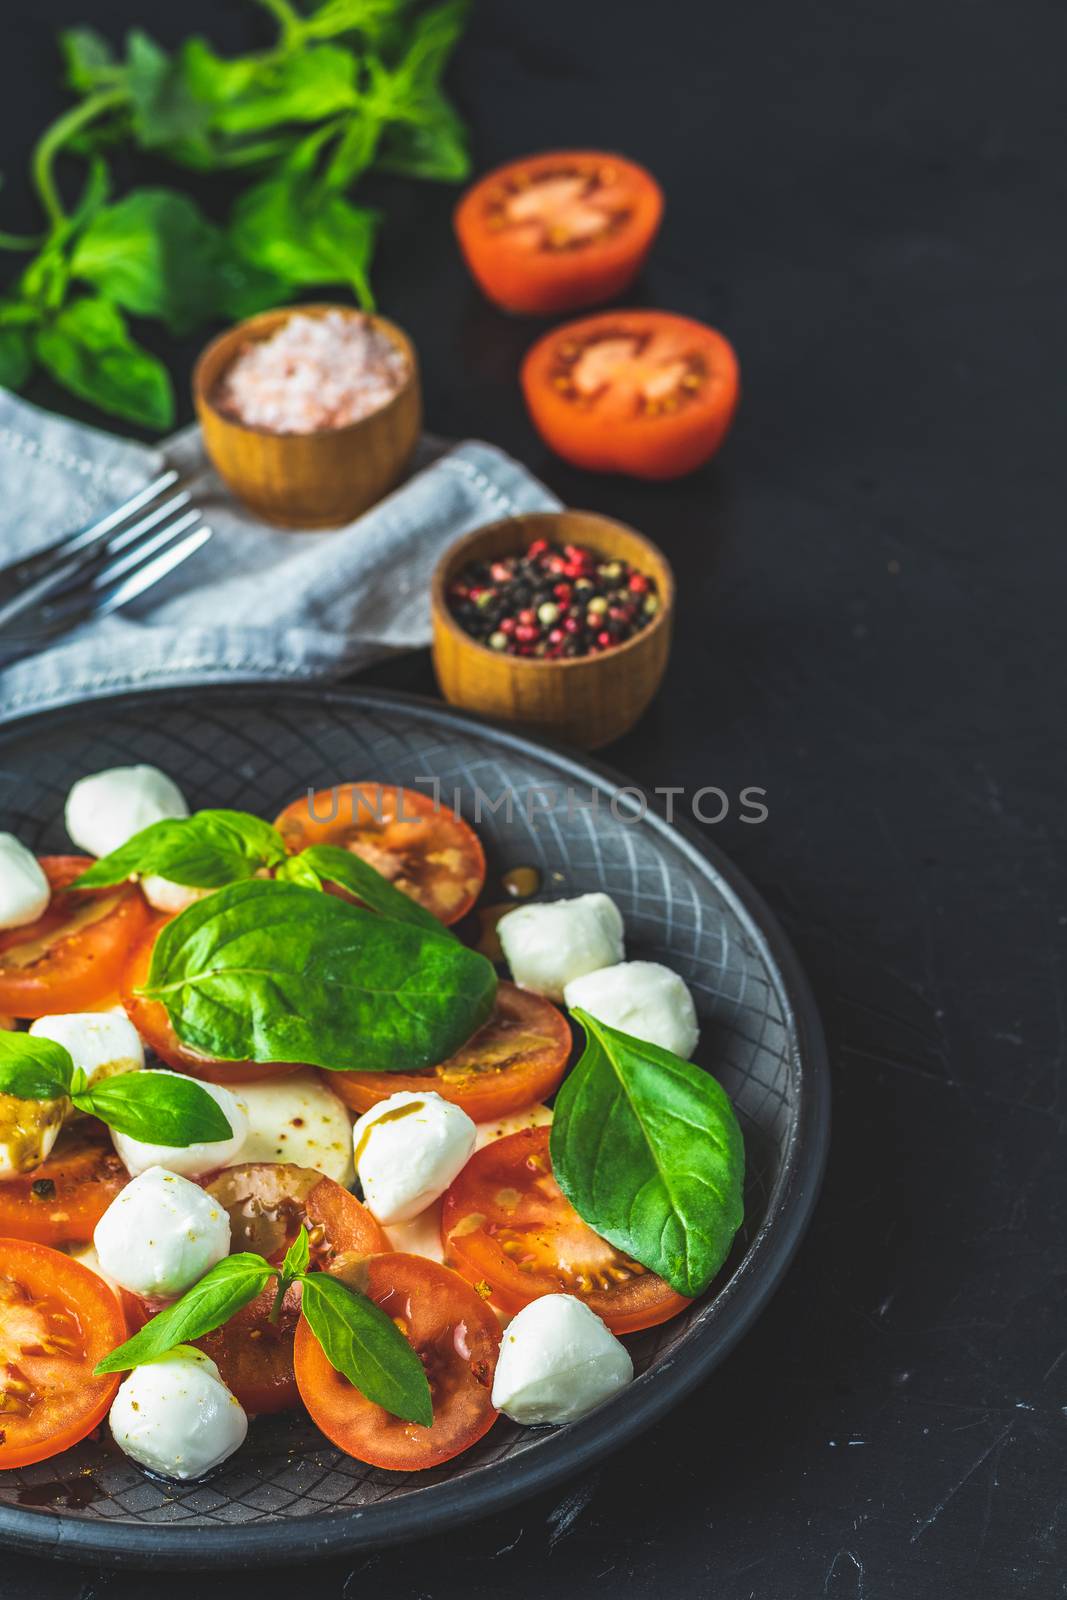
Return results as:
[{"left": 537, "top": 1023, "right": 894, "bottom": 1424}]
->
[
  {"left": 431, "top": 511, "right": 674, "bottom": 749},
  {"left": 193, "top": 305, "right": 422, "bottom": 529}
]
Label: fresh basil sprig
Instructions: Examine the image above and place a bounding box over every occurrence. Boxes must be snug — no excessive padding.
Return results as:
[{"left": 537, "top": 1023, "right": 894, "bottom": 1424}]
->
[
  {"left": 0, "top": 1032, "right": 232, "bottom": 1146},
  {"left": 74, "top": 808, "right": 454, "bottom": 942},
  {"left": 94, "top": 1254, "right": 276, "bottom": 1374},
  {"left": 549, "top": 1011, "right": 746, "bottom": 1299},
  {"left": 140, "top": 878, "right": 496, "bottom": 1073},
  {"left": 0, "top": 0, "right": 472, "bottom": 428},
  {"left": 278, "top": 842, "right": 452, "bottom": 937},
  {"left": 94, "top": 1233, "right": 433, "bottom": 1427},
  {"left": 72, "top": 809, "right": 289, "bottom": 891}
]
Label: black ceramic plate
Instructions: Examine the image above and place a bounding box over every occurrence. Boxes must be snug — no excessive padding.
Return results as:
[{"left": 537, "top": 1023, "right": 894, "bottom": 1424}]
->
[{"left": 0, "top": 685, "right": 829, "bottom": 1568}]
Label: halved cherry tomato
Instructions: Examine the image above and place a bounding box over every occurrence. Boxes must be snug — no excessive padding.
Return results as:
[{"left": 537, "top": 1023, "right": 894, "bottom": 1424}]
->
[
  {"left": 0, "top": 1123, "right": 127, "bottom": 1246},
  {"left": 522, "top": 310, "right": 740, "bottom": 479},
  {"left": 194, "top": 1165, "right": 387, "bottom": 1414},
  {"left": 0, "top": 857, "right": 149, "bottom": 1019},
  {"left": 441, "top": 1126, "right": 690, "bottom": 1335},
  {"left": 194, "top": 1281, "right": 303, "bottom": 1417},
  {"left": 205, "top": 1163, "right": 387, "bottom": 1267},
  {"left": 294, "top": 1252, "right": 500, "bottom": 1470},
  {"left": 455, "top": 150, "right": 663, "bottom": 315},
  {"left": 121, "top": 919, "right": 301, "bottom": 1086},
  {"left": 274, "top": 783, "right": 485, "bottom": 927},
  {"left": 330, "top": 982, "right": 571, "bottom": 1123},
  {"left": 0, "top": 1238, "right": 125, "bottom": 1468}
]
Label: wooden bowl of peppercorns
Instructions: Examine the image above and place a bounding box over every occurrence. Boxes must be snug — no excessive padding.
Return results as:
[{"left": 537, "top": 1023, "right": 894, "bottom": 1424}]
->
[{"left": 431, "top": 510, "right": 674, "bottom": 749}]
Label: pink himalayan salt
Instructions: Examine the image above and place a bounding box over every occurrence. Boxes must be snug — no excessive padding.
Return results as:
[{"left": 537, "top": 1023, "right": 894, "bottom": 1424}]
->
[{"left": 214, "top": 311, "right": 409, "bottom": 434}]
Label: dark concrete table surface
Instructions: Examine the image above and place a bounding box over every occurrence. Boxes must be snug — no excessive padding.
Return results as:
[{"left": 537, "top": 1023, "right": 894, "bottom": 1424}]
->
[{"left": 2, "top": 0, "right": 1065, "bottom": 1595}]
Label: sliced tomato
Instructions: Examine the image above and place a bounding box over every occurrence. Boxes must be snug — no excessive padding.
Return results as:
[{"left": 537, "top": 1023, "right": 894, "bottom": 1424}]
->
[
  {"left": 441, "top": 1126, "right": 690, "bottom": 1335},
  {"left": 121, "top": 919, "right": 301, "bottom": 1085},
  {"left": 0, "top": 1238, "right": 125, "bottom": 1468},
  {"left": 329, "top": 982, "right": 570, "bottom": 1123},
  {"left": 294, "top": 1252, "right": 499, "bottom": 1470},
  {"left": 205, "top": 1163, "right": 387, "bottom": 1266},
  {"left": 0, "top": 1123, "right": 127, "bottom": 1247},
  {"left": 0, "top": 857, "right": 149, "bottom": 1019},
  {"left": 455, "top": 150, "right": 663, "bottom": 315},
  {"left": 194, "top": 1280, "right": 303, "bottom": 1416},
  {"left": 194, "top": 1165, "right": 387, "bottom": 1414},
  {"left": 522, "top": 310, "right": 740, "bottom": 479},
  {"left": 274, "top": 783, "right": 485, "bottom": 927}
]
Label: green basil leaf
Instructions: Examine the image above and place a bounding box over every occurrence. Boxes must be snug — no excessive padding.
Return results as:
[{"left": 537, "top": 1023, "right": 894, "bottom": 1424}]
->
[
  {"left": 94, "top": 1255, "right": 274, "bottom": 1374},
  {"left": 287, "top": 844, "right": 454, "bottom": 937},
  {"left": 321, "top": 108, "right": 387, "bottom": 190},
  {"left": 210, "top": 46, "right": 358, "bottom": 137},
  {"left": 175, "top": 38, "right": 262, "bottom": 112},
  {"left": 299, "top": 1271, "right": 432, "bottom": 1426},
  {"left": 73, "top": 809, "right": 287, "bottom": 890},
  {"left": 274, "top": 852, "right": 324, "bottom": 892},
  {"left": 550, "top": 1011, "right": 745, "bottom": 1298},
  {"left": 366, "top": 0, "right": 471, "bottom": 183},
  {"left": 34, "top": 298, "right": 173, "bottom": 430},
  {"left": 125, "top": 30, "right": 217, "bottom": 166},
  {"left": 230, "top": 177, "right": 378, "bottom": 308},
  {"left": 302, "top": 0, "right": 402, "bottom": 43},
  {"left": 60, "top": 27, "right": 119, "bottom": 93},
  {"left": 0, "top": 325, "right": 33, "bottom": 391},
  {"left": 0, "top": 1032, "right": 73, "bottom": 1101},
  {"left": 282, "top": 1225, "right": 310, "bottom": 1279},
  {"left": 142, "top": 878, "right": 496, "bottom": 1073},
  {"left": 70, "top": 189, "right": 227, "bottom": 336},
  {"left": 213, "top": 249, "right": 292, "bottom": 321},
  {"left": 75, "top": 1071, "right": 232, "bottom": 1146},
  {"left": 375, "top": 92, "right": 470, "bottom": 182}
]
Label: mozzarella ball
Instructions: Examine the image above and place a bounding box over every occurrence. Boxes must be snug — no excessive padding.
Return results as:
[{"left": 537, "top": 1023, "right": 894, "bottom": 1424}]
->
[
  {"left": 110, "top": 1071, "right": 247, "bottom": 1179},
  {"left": 109, "top": 1347, "right": 247, "bottom": 1480},
  {"left": 0, "top": 1090, "right": 66, "bottom": 1177},
  {"left": 474, "top": 1102, "right": 553, "bottom": 1152},
  {"left": 352, "top": 1091, "right": 475, "bottom": 1224},
  {"left": 228, "top": 1070, "right": 354, "bottom": 1185},
  {"left": 384, "top": 1197, "right": 446, "bottom": 1264},
  {"left": 94, "top": 1166, "right": 230, "bottom": 1297},
  {"left": 65, "top": 765, "right": 188, "bottom": 859},
  {"left": 30, "top": 1011, "right": 144, "bottom": 1089},
  {"left": 141, "top": 875, "right": 211, "bottom": 915},
  {"left": 0, "top": 834, "right": 50, "bottom": 930},
  {"left": 563, "top": 961, "right": 700, "bottom": 1059},
  {"left": 498, "top": 894, "right": 624, "bottom": 1001},
  {"left": 491, "top": 1295, "right": 634, "bottom": 1424}
]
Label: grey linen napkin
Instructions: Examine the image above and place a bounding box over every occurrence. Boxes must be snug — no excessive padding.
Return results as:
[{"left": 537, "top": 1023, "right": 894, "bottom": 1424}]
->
[{"left": 0, "top": 390, "right": 559, "bottom": 721}]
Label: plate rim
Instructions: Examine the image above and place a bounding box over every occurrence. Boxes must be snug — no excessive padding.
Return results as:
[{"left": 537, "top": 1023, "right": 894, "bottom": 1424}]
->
[{"left": 0, "top": 683, "right": 831, "bottom": 1568}]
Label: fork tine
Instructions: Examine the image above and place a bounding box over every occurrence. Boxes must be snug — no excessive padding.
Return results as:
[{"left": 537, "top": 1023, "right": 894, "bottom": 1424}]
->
[
  {"left": 0, "top": 483, "right": 192, "bottom": 629},
  {"left": 89, "top": 526, "right": 213, "bottom": 619},
  {"left": 86, "top": 507, "right": 203, "bottom": 590},
  {"left": 53, "top": 469, "right": 181, "bottom": 561},
  {"left": 90, "top": 490, "right": 193, "bottom": 562},
  {"left": 0, "top": 469, "right": 180, "bottom": 589},
  {"left": 43, "top": 513, "right": 210, "bottom": 629}
]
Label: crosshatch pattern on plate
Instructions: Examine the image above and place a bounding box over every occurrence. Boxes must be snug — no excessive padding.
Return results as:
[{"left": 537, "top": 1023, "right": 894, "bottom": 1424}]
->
[{"left": 0, "top": 691, "right": 800, "bottom": 1529}]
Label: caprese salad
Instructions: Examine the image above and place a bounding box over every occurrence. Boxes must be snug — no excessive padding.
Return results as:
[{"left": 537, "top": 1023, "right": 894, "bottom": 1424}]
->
[{"left": 0, "top": 766, "right": 745, "bottom": 1482}]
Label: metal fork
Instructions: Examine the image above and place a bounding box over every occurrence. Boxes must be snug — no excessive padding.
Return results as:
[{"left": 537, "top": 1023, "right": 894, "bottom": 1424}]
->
[{"left": 0, "top": 474, "right": 212, "bottom": 667}]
